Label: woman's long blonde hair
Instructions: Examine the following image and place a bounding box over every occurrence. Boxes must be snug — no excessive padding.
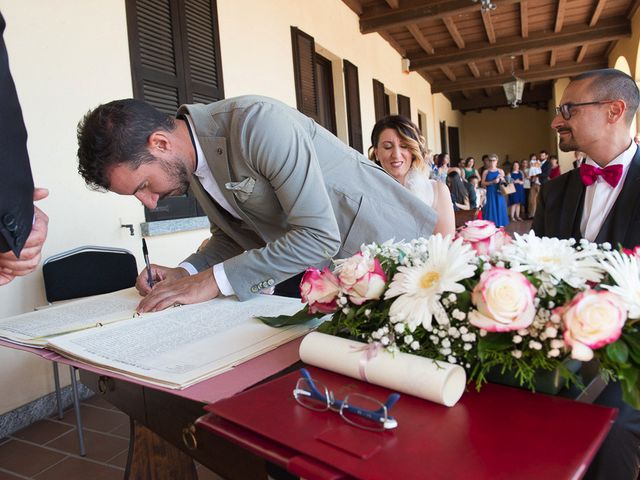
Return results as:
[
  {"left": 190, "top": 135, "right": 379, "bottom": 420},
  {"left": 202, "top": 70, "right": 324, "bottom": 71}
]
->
[{"left": 368, "top": 115, "right": 430, "bottom": 173}]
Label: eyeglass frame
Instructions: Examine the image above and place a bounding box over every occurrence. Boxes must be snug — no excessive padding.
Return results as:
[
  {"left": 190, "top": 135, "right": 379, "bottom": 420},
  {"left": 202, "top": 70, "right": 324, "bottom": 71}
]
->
[
  {"left": 555, "top": 100, "right": 617, "bottom": 120},
  {"left": 292, "top": 368, "right": 400, "bottom": 431}
]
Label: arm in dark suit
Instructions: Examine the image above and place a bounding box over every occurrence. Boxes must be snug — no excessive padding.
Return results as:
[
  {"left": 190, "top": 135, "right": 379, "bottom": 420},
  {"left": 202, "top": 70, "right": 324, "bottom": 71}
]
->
[
  {"left": 538, "top": 160, "right": 551, "bottom": 184},
  {"left": 464, "top": 182, "right": 477, "bottom": 209},
  {"left": 0, "top": 12, "right": 34, "bottom": 256}
]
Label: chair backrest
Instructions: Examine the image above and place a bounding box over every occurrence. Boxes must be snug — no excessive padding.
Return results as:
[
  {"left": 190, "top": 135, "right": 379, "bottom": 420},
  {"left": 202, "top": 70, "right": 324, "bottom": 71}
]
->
[
  {"left": 42, "top": 246, "right": 138, "bottom": 303},
  {"left": 454, "top": 209, "right": 479, "bottom": 229}
]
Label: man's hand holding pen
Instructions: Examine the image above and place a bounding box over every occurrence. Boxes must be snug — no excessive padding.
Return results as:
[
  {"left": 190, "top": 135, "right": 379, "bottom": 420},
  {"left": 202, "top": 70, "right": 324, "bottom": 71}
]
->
[{"left": 136, "top": 267, "right": 220, "bottom": 313}]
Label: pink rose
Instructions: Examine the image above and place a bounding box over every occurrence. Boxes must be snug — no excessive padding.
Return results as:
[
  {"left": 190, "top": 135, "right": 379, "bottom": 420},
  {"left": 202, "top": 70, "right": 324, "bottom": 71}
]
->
[
  {"left": 455, "top": 220, "right": 510, "bottom": 256},
  {"left": 300, "top": 267, "right": 340, "bottom": 314},
  {"left": 622, "top": 246, "right": 640, "bottom": 256},
  {"left": 468, "top": 267, "right": 537, "bottom": 332},
  {"left": 337, "top": 253, "right": 387, "bottom": 305},
  {"left": 559, "top": 290, "right": 626, "bottom": 361}
]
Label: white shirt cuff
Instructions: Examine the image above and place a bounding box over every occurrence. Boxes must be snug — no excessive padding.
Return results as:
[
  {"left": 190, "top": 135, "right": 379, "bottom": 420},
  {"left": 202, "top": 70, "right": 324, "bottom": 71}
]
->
[
  {"left": 213, "top": 262, "right": 235, "bottom": 296},
  {"left": 178, "top": 261, "right": 198, "bottom": 276}
]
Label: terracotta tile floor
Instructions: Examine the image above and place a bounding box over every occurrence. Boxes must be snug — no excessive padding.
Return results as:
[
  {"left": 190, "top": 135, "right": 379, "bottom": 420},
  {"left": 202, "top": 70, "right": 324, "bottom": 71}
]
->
[{"left": 0, "top": 395, "right": 222, "bottom": 479}]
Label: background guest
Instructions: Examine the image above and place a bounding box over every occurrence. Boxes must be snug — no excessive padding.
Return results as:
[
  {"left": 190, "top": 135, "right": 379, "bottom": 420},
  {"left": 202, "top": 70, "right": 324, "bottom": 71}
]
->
[
  {"left": 469, "top": 175, "right": 485, "bottom": 209},
  {"left": 481, "top": 153, "right": 509, "bottom": 227},
  {"left": 447, "top": 170, "right": 471, "bottom": 210},
  {"left": 369, "top": 116, "right": 455, "bottom": 235},
  {"left": 507, "top": 160, "right": 525, "bottom": 221},
  {"left": 462, "top": 156, "right": 478, "bottom": 181},
  {"left": 572, "top": 150, "right": 586, "bottom": 169},
  {"left": 549, "top": 155, "right": 561, "bottom": 179}
]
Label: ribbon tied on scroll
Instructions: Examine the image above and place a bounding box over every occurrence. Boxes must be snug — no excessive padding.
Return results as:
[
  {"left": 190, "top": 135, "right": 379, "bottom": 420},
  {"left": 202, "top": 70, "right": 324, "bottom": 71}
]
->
[{"left": 349, "top": 342, "right": 383, "bottom": 382}]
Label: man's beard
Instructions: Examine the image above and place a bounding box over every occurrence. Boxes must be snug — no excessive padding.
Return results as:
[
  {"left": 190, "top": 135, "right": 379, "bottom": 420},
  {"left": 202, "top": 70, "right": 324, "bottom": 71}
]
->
[
  {"left": 557, "top": 129, "right": 578, "bottom": 152},
  {"left": 160, "top": 159, "right": 190, "bottom": 196}
]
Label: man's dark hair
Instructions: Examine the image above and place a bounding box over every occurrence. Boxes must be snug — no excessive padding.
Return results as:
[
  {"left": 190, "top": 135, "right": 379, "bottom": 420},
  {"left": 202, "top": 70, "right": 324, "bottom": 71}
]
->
[
  {"left": 77, "top": 99, "right": 176, "bottom": 191},
  {"left": 573, "top": 68, "right": 640, "bottom": 125}
]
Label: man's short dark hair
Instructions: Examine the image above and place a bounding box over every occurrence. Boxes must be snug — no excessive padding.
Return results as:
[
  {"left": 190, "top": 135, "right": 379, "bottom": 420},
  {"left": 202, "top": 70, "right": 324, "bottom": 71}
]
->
[
  {"left": 572, "top": 68, "right": 640, "bottom": 126},
  {"left": 77, "top": 99, "right": 175, "bottom": 191}
]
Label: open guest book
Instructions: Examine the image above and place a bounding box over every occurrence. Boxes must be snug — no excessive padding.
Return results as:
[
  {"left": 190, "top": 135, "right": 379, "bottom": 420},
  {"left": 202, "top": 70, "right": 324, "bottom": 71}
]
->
[{"left": 0, "top": 288, "right": 318, "bottom": 389}]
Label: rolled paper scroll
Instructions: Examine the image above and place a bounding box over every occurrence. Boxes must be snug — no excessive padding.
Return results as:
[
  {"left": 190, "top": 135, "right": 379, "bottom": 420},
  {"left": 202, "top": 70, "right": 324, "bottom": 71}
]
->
[{"left": 299, "top": 332, "right": 466, "bottom": 407}]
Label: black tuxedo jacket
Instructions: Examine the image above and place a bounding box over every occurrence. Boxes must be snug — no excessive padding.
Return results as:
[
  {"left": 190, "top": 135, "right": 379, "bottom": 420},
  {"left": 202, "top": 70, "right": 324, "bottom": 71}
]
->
[
  {"left": 0, "top": 13, "right": 34, "bottom": 256},
  {"left": 533, "top": 145, "right": 640, "bottom": 249}
]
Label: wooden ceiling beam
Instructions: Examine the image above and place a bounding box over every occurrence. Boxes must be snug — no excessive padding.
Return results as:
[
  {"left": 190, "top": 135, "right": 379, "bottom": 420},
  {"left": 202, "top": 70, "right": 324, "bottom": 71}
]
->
[
  {"left": 576, "top": 45, "right": 588, "bottom": 62},
  {"left": 522, "top": 53, "right": 529, "bottom": 70},
  {"left": 384, "top": 0, "right": 399, "bottom": 8},
  {"left": 443, "top": 17, "right": 465, "bottom": 48},
  {"left": 468, "top": 62, "right": 481, "bottom": 77},
  {"left": 555, "top": 0, "right": 567, "bottom": 32},
  {"left": 379, "top": 30, "right": 406, "bottom": 56},
  {"left": 410, "top": 17, "right": 630, "bottom": 70},
  {"left": 342, "top": 0, "right": 363, "bottom": 16},
  {"left": 495, "top": 58, "right": 505, "bottom": 74},
  {"left": 452, "top": 85, "right": 552, "bottom": 111},
  {"left": 359, "top": 0, "right": 521, "bottom": 33},
  {"left": 520, "top": 1, "right": 528, "bottom": 38},
  {"left": 431, "top": 59, "right": 607, "bottom": 93},
  {"left": 550, "top": 50, "right": 557, "bottom": 67},
  {"left": 590, "top": 0, "right": 607, "bottom": 26},
  {"left": 481, "top": 10, "right": 497, "bottom": 44},
  {"left": 441, "top": 66, "right": 457, "bottom": 81},
  {"left": 407, "top": 24, "right": 435, "bottom": 55}
]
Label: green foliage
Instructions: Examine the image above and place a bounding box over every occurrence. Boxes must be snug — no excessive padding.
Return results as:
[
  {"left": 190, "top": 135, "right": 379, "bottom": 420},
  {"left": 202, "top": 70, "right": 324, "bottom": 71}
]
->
[
  {"left": 606, "top": 340, "right": 629, "bottom": 364},
  {"left": 257, "top": 306, "right": 324, "bottom": 327}
]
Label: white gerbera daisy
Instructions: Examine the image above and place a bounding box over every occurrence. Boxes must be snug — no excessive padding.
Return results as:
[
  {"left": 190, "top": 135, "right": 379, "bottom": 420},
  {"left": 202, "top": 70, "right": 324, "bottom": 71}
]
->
[
  {"left": 600, "top": 250, "right": 640, "bottom": 319},
  {"left": 500, "top": 232, "right": 604, "bottom": 289},
  {"left": 384, "top": 234, "right": 476, "bottom": 331}
]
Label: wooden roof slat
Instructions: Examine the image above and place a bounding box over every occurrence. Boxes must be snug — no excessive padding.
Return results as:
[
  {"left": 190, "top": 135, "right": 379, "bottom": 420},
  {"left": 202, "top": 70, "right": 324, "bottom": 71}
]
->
[
  {"left": 590, "top": 0, "right": 607, "bottom": 26},
  {"left": 550, "top": 49, "right": 557, "bottom": 66},
  {"left": 410, "top": 17, "right": 630, "bottom": 70},
  {"left": 481, "top": 9, "right": 497, "bottom": 43},
  {"left": 384, "top": 0, "right": 399, "bottom": 9},
  {"left": 407, "top": 24, "right": 435, "bottom": 55},
  {"left": 443, "top": 17, "right": 466, "bottom": 48},
  {"left": 555, "top": 0, "right": 567, "bottom": 32},
  {"left": 520, "top": 0, "right": 528, "bottom": 37},
  {"left": 523, "top": 52, "right": 530, "bottom": 70},
  {"left": 495, "top": 57, "right": 505, "bottom": 73},
  {"left": 359, "top": 0, "right": 521, "bottom": 33},
  {"left": 431, "top": 59, "right": 608, "bottom": 93}
]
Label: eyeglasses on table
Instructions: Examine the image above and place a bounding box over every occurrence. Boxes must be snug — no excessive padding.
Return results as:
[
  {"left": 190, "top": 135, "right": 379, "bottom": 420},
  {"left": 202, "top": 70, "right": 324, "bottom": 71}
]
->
[{"left": 292, "top": 368, "right": 400, "bottom": 431}]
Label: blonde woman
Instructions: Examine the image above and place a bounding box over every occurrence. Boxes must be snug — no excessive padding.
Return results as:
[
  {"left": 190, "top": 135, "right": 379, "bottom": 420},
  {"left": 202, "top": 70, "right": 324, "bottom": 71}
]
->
[{"left": 369, "top": 116, "right": 455, "bottom": 235}]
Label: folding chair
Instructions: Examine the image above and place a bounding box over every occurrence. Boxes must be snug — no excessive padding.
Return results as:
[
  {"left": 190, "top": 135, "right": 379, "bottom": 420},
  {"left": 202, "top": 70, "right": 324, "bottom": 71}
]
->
[{"left": 42, "top": 246, "right": 138, "bottom": 455}]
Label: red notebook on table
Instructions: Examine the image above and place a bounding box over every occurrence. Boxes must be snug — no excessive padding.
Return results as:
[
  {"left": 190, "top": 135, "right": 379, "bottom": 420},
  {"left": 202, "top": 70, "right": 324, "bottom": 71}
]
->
[{"left": 202, "top": 366, "right": 616, "bottom": 480}]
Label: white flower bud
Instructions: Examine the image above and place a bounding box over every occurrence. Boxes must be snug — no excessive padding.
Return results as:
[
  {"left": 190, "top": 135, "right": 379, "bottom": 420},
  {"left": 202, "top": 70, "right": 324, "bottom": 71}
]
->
[
  {"left": 547, "top": 348, "right": 560, "bottom": 358},
  {"left": 448, "top": 355, "right": 457, "bottom": 364},
  {"left": 464, "top": 343, "right": 472, "bottom": 351},
  {"left": 511, "top": 350, "right": 523, "bottom": 359},
  {"left": 364, "top": 309, "right": 371, "bottom": 317},
  {"left": 404, "top": 335, "right": 413, "bottom": 344},
  {"left": 479, "top": 329, "right": 488, "bottom": 337},
  {"left": 513, "top": 335, "right": 522, "bottom": 344},
  {"left": 460, "top": 326, "right": 469, "bottom": 334},
  {"left": 550, "top": 339, "right": 565, "bottom": 349},
  {"left": 545, "top": 326, "right": 558, "bottom": 338},
  {"left": 342, "top": 307, "right": 350, "bottom": 314},
  {"left": 411, "top": 341, "right": 420, "bottom": 350},
  {"left": 602, "top": 242, "right": 611, "bottom": 250},
  {"left": 394, "top": 323, "right": 405, "bottom": 334},
  {"left": 441, "top": 338, "right": 451, "bottom": 348},
  {"left": 528, "top": 340, "right": 542, "bottom": 350},
  {"left": 547, "top": 301, "right": 555, "bottom": 309},
  {"left": 381, "top": 336, "right": 390, "bottom": 346},
  {"left": 448, "top": 293, "right": 457, "bottom": 302}
]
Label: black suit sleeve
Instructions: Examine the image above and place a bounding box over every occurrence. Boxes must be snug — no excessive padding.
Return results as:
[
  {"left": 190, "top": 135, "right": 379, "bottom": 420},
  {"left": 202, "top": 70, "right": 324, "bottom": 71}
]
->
[
  {"left": 0, "top": 12, "right": 34, "bottom": 256},
  {"left": 532, "top": 183, "right": 546, "bottom": 236},
  {"left": 538, "top": 161, "right": 551, "bottom": 184}
]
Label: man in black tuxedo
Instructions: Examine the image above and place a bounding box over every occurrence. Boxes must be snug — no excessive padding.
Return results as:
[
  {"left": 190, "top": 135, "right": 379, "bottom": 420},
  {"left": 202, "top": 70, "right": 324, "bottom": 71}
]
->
[
  {"left": 0, "top": 12, "right": 48, "bottom": 285},
  {"left": 534, "top": 68, "right": 640, "bottom": 480},
  {"left": 537, "top": 149, "right": 552, "bottom": 184}
]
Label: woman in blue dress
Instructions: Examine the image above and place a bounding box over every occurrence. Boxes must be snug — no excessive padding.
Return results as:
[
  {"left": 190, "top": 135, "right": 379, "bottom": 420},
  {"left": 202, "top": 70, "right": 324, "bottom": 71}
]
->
[
  {"left": 481, "top": 154, "right": 509, "bottom": 227},
  {"left": 507, "top": 161, "right": 526, "bottom": 221}
]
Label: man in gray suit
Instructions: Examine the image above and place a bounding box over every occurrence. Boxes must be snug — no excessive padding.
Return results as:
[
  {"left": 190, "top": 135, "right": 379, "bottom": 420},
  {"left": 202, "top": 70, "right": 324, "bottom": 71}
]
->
[{"left": 77, "top": 96, "right": 437, "bottom": 311}]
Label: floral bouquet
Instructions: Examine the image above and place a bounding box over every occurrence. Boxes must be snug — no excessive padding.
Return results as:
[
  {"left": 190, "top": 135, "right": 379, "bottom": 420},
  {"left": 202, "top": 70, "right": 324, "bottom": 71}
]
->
[{"left": 260, "top": 220, "right": 640, "bottom": 408}]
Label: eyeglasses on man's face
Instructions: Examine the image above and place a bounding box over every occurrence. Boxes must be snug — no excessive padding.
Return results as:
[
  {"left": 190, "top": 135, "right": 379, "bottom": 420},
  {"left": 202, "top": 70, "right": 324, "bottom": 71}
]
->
[
  {"left": 293, "top": 368, "right": 400, "bottom": 431},
  {"left": 555, "top": 100, "right": 616, "bottom": 120}
]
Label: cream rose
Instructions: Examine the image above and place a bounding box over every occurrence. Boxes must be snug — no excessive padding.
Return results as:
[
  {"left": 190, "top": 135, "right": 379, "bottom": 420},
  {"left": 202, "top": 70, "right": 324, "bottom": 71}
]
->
[
  {"left": 337, "top": 253, "right": 387, "bottom": 305},
  {"left": 455, "top": 220, "right": 510, "bottom": 256},
  {"left": 468, "top": 267, "right": 536, "bottom": 332},
  {"left": 559, "top": 290, "right": 626, "bottom": 361}
]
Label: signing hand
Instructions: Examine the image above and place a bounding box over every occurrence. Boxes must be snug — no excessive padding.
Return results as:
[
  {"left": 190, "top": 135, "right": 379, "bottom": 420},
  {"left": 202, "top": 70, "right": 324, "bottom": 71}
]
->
[
  {"left": 0, "top": 188, "right": 49, "bottom": 286},
  {"left": 136, "top": 268, "right": 220, "bottom": 313},
  {"left": 135, "top": 264, "right": 189, "bottom": 296}
]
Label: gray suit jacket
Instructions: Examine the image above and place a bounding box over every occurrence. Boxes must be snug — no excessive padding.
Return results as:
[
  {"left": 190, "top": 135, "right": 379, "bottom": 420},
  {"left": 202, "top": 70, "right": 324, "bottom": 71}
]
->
[{"left": 180, "top": 96, "right": 437, "bottom": 300}]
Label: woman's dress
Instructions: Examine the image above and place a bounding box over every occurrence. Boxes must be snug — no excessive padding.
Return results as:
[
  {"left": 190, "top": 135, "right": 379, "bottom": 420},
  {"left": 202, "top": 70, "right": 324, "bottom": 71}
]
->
[
  {"left": 508, "top": 171, "right": 525, "bottom": 206},
  {"left": 483, "top": 170, "right": 509, "bottom": 227}
]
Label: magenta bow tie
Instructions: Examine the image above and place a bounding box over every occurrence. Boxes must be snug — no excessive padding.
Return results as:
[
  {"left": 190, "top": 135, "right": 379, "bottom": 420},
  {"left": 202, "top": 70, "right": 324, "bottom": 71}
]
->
[{"left": 579, "top": 163, "right": 623, "bottom": 188}]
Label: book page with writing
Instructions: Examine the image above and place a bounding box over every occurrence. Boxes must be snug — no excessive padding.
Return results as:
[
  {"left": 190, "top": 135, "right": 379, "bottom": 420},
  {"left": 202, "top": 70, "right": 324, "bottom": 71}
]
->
[
  {"left": 0, "top": 288, "right": 140, "bottom": 346},
  {"left": 47, "top": 294, "right": 318, "bottom": 389}
]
